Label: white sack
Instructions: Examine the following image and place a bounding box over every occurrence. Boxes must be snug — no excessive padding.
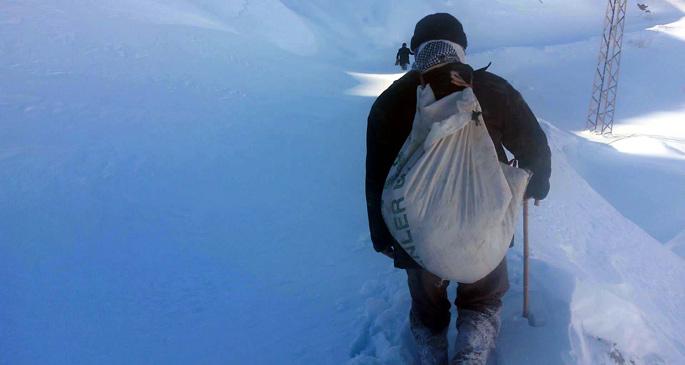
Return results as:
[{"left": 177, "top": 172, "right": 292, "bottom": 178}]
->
[{"left": 381, "top": 85, "right": 530, "bottom": 283}]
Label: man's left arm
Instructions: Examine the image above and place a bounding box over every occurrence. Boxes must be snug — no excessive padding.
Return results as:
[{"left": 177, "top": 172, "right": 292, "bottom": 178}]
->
[{"left": 501, "top": 88, "right": 552, "bottom": 200}]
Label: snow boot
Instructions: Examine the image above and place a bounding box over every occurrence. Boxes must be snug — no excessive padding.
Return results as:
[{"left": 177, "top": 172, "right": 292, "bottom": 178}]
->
[
  {"left": 451, "top": 308, "right": 501, "bottom": 365},
  {"left": 410, "top": 310, "right": 449, "bottom": 365}
]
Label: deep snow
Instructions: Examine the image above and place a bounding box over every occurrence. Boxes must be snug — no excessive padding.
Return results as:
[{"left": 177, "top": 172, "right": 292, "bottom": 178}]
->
[{"left": 1, "top": 1, "right": 684, "bottom": 364}]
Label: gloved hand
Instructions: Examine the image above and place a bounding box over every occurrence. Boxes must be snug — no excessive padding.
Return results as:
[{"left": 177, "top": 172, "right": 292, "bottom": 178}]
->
[
  {"left": 525, "top": 174, "right": 550, "bottom": 201},
  {"left": 381, "top": 246, "right": 396, "bottom": 260}
]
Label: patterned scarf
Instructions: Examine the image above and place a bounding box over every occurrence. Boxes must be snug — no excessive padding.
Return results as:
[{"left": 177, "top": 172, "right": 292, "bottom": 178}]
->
[{"left": 413, "top": 40, "right": 467, "bottom": 72}]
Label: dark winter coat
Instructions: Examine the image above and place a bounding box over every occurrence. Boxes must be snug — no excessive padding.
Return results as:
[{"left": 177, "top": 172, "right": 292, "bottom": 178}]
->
[
  {"left": 365, "top": 64, "right": 552, "bottom": 269},
  {"left": 396, "top": 46, "right": 413, "bottom": 65}
]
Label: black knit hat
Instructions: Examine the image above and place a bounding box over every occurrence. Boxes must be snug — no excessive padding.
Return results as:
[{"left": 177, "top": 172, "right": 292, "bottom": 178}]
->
[{"left": 410, "top": 13, "right": 467, "bottom": 52}]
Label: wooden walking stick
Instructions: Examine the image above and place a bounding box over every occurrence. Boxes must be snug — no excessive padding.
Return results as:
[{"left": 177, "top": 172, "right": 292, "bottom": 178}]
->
[
  {"left": 523, "top": 199, "right": 544, "bottom": 326},
  {"left": 523, "top": 199, "right": 530, "bottom": 318}
]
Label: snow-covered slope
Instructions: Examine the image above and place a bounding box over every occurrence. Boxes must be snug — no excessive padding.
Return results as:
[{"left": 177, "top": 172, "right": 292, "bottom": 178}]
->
[
  {"left": 1, "top": 2, "right": 357, "bottom": 363},
  {"left": 668, "top": 229, "right": 685, "bottom": 258},
  {"left": 95, "top": 0, "right": 318, "bottom": 55},
  {"left": 1, "top": 1, "right": 684, "bottom": 364}
]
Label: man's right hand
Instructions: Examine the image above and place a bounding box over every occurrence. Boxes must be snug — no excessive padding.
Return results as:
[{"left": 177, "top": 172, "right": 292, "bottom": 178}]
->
[{"left": 524, "top": 174, "right": 550, "bottom": 201}]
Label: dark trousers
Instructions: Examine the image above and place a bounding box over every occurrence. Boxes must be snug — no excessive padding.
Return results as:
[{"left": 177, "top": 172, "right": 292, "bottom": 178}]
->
[{"left": 406, "top": 258, "right": 509, "bottom": 333}]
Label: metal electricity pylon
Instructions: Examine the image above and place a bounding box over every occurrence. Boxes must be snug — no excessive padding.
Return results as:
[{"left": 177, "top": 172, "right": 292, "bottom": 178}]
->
[{"left": 586, "top": 0, "right": 628, "bottom": 134}]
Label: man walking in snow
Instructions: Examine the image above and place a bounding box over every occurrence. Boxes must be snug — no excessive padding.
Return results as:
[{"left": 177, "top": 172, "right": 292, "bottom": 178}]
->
[
  {"left": 365, "top": 13, "right": 551, "bottom": 365},
  {"left": 396, "top": 42, "right": 414, "bottom": 70}
]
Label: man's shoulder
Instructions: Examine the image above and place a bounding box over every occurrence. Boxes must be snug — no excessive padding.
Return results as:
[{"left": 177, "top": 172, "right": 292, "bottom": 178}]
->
[
  {"left": 473, "top": 69, "right": 516, "bottom": 96},
  {"left": 368, "top": 71, "right": 420, "bottom": 127},
  {"left": 373, "top": 72, "right": 421, "bottom": 108}
]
